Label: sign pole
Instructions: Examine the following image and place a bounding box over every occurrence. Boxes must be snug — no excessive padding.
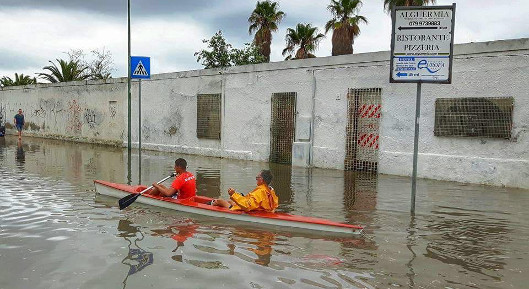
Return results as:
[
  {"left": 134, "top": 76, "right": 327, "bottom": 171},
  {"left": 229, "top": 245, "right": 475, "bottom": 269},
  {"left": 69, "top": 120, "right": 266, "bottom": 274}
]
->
[
  {"left": 127, "top": 0, "right": 132, "bottom": 185},
  {"left": 389, "top": 4, "right": 456, "bottom": 214},
  {"left": 130, "top": 56, "right": 150, "bottom": 185},
  {"left": 411, "top": 82, "right": 422, "bottom": 214},
  {"left": 138, "top": 78, "right": 142, "bottom": 185}
]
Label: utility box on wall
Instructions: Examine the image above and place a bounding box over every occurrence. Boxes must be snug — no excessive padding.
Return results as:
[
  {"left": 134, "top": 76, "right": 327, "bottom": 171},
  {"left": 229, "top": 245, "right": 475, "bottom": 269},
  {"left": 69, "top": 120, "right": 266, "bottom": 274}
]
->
[{"left": 292, "top": 141, "right": 311, "bottom": 167}]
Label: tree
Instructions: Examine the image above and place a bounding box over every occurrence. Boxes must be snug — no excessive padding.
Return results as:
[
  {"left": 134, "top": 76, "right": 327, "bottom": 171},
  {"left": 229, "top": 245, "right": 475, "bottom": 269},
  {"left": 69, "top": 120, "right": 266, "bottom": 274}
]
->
[
  {"left": 384, "top": 0, "right": 437, "bottom": 14},
  {"left": 248, "top": 0, "right": 285, "bottom": 62},
  {"left": 88, "top": 48, "right": 114, "bottom": 80},
  {"left": 0, "top": 73, "right": 37, "bottom": 87},
  {"left": 282, "top": 23, "right": 325, "bottom": 60},
  {"left": 37, "top": 59, "right": 90, "bottom": 83},
  {"left": 325, "top": 0, "right": 368, "bottom": 56},
  {"left": 194, "top": 31, "right": 233, "bottom": 68},
  {"left": 68, "top": 48, "right": 114, "bottom": 80},
  {"left": 194, "top": 31, "right": 266, "bottom": 69},
  {"left": 230, "top": 43, "right": 267, "bottom": 66}
]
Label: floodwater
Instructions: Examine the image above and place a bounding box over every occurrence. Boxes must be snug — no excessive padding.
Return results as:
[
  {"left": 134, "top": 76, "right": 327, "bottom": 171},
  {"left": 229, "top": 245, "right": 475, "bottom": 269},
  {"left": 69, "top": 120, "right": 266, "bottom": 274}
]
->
[{"left": 0, "top": 136, "right": 527, "bottom": 289}]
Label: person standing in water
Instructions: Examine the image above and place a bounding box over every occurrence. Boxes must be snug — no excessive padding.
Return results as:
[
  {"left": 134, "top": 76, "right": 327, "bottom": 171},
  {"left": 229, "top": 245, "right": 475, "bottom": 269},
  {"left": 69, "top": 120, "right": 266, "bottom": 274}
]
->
[{"left": 13, "top": 109, "right": 25, "bottom": 140}]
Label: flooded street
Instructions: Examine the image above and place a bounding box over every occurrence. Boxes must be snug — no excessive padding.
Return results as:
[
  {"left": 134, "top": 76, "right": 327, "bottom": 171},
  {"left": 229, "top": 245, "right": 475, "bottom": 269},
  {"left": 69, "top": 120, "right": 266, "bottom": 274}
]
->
[{"left": 0, "top": 136, "right": 527, "bottom": 289}]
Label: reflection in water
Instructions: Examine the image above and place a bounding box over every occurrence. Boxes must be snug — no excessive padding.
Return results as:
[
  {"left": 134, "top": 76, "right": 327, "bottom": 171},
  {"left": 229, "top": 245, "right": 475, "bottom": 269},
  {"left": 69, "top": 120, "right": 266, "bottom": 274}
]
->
[
  {"left": 117, "top": 220, "right": 154, "bottom": 288},
  {"left": 424, "top": 207, "right": 511, "bottom": 280},
  {"left": 269, "top": 163, "right": 294, "bottom": 207},
  {"left": 195, "top": 168, "right": 221, "bottom": 198},
  {"left": 2, "top": 136, "right": 528, "bottom": 289},
  {"left": 406, "top": 216, "right": 418, "bottom": 288},
  {"left": 150, "top": 219, "right": 199, "bottom": 263},
  {"left": 343, "top": 171, "right": 377, "bottom": 228},
  {"left": 16, "top": 138, "right": 25, "bottom": 165},
  {"left": 230, "top": 229, "right": 275, "bottom": 266}
]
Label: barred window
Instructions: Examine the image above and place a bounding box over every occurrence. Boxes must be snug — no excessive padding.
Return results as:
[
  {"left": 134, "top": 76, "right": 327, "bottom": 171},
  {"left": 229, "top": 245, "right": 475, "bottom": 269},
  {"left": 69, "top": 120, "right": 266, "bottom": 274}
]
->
[
  {"left": 434, "top": 97, "right": 513, "bottom": 139},
  {"left": 270, "top": 92, "right": 296, "bottom": 164},
  {"left": 197, "top": 94, "right": 221, "bottom": 140}
]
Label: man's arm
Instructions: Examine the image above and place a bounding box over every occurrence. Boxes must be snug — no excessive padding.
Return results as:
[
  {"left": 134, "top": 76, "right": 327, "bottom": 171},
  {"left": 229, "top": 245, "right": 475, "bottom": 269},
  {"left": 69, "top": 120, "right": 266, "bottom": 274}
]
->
[
  {"left": 229, "top": 189, "right": 261, "bottom": 211},
  {"left": 152, "top": 183, "right": 177, "bottom": 197}
]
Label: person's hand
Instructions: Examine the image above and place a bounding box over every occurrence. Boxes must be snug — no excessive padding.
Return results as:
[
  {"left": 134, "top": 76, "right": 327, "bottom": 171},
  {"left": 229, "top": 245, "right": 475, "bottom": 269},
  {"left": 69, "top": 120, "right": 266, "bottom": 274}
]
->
[{"left": 228, "top": 188, "right": 236, "bottom": 196}]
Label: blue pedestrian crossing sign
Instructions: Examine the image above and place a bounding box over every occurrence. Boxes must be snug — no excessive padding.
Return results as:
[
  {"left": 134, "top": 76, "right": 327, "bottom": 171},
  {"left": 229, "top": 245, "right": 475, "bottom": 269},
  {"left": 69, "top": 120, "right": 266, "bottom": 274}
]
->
[{"left": 130, "top": 56, "right": 150, "bottom": 79}]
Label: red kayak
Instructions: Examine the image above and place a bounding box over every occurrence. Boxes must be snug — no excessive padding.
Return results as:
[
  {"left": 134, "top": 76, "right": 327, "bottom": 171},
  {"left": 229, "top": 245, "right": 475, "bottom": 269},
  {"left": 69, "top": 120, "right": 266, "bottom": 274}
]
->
[{"left": 94, "top": 180, "right": 363, "bottom": 235}]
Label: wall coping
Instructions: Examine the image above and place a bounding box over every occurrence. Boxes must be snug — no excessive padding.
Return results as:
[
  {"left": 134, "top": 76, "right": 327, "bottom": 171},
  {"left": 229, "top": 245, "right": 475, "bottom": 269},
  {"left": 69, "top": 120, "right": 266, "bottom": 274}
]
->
[{"left": 1, "top": 38, "right": 527, "bottom": 91}]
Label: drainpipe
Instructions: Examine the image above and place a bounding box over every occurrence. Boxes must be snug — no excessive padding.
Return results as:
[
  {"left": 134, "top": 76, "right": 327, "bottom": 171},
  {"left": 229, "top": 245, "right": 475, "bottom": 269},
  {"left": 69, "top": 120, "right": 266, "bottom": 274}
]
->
[
  {"left": 309, "top": 70, "right": 317, "bottom": 167},
  {"left": 220, "top": 72, "right": 225, "bottom": 157}
]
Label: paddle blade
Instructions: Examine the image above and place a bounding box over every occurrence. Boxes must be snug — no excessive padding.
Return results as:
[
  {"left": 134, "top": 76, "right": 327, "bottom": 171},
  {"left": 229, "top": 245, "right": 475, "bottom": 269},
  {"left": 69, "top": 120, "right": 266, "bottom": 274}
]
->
[{"left": 118, "top": 193, "right": 140, "bottom": 210}]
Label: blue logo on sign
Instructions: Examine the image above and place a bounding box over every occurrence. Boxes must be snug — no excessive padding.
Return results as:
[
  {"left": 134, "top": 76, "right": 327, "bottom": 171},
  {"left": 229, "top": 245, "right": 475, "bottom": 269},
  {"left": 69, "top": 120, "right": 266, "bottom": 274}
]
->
[{"left": 417, "top": 59, "right": 444, "bottom": 74}]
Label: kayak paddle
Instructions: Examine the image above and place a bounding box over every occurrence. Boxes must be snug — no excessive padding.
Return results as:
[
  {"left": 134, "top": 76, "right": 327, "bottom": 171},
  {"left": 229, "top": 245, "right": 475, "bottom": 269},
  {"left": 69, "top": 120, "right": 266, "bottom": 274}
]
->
[{"left": 118, "top": 173, "right": 176, "bottom": 210}]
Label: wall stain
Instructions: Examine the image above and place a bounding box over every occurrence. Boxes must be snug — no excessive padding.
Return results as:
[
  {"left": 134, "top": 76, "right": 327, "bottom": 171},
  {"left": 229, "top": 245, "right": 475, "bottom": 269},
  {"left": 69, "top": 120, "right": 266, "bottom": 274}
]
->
[
  {"left": 27, "top": 122, "right": 41, "bottom": 131},
  {"left": 67, "top": 100, "right": 82, "bottom": 134}
]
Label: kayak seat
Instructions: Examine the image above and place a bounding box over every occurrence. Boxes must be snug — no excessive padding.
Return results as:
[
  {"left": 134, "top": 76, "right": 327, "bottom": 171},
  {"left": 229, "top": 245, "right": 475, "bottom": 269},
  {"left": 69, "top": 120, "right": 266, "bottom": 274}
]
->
[{"left": 135, "top": 186, "right": 148, "bottom": 192}]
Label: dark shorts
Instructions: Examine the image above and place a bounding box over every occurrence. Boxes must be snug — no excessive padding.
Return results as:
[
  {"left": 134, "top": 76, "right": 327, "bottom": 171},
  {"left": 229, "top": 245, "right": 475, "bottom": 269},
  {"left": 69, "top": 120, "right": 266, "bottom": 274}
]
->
[{"left": 16, "top": 124, "right": 23, "bottom": 132}]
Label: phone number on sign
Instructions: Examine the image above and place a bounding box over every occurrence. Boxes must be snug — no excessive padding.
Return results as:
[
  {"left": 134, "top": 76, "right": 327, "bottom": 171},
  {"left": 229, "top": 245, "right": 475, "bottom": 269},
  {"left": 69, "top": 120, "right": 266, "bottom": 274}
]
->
[{"left": 409, "top": 21, "right": 441, "bottom": 26}]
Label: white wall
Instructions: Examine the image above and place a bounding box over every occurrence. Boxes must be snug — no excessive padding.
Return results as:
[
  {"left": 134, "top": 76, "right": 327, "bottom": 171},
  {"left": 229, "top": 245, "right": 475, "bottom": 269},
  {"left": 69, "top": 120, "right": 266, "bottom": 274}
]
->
[{"left": 1, "top": 38, "right": 527, "bottom": 189}]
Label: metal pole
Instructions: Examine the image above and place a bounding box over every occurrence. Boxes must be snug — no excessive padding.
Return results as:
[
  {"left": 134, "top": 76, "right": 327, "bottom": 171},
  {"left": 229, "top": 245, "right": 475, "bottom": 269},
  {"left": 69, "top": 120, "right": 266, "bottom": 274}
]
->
[
  {"left": 138, "top": 78, "right": 142, "bottom": 184},
  {"left": 127, "top": 0, "right": 132, "bottom": 184},
  {"left": 411, "top": 82, "right": 422, "bottom": 214}
]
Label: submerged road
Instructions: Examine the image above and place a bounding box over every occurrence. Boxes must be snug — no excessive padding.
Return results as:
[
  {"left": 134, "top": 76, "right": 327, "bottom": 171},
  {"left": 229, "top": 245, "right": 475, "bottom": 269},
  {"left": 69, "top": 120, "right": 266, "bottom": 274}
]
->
[{"left": 0, "top": 136, "right": 527, "bottom": 289}]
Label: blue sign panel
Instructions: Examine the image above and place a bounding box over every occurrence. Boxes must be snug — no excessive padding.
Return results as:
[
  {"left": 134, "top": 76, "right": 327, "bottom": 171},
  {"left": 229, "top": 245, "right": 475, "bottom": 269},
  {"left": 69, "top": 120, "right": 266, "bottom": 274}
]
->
[{"left": 130, "top": 56, "right": 150, "bottom": 79}]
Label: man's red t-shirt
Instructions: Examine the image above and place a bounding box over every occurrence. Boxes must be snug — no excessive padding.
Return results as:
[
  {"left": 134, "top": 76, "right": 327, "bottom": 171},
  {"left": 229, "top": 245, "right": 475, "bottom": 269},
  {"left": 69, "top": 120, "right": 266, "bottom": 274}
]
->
[{"left": 171, "top": 171, "right": 196, "bottom": 199}]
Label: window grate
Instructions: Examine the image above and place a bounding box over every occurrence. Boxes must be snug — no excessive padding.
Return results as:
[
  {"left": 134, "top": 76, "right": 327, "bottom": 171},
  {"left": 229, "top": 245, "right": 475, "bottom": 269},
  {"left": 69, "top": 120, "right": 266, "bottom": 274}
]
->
[
  {"left": 270, "top": 92, "right": 296, "bottom": 164},
  {"left": 345, "top": 88, "right": 382, "bottom": 172},
  {"left": 197, "top": 94, "right": 221, "bottom": 140},
  {"left": 434, "top": 97, "right": 513, "bottom": 139}
]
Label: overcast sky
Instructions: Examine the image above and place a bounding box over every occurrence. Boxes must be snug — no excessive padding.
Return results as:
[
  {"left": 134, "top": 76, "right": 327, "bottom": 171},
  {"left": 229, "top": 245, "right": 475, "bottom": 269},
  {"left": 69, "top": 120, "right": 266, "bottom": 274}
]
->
[{"left": 1, "top": 0, "right": 528, "bottom": 79}]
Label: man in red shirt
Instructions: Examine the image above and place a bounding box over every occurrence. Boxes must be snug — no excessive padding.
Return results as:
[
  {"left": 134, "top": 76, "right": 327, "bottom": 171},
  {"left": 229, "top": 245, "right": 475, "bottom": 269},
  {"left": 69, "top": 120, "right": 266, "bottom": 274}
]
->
[{"left": 148, "top": 158, "right": 196, "bottom": 199}]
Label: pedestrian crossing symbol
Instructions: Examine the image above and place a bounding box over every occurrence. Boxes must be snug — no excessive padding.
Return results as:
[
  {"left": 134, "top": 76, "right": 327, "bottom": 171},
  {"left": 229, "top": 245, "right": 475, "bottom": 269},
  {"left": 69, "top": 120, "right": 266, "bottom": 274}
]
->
[
  {"left": 130, "top": 56, "right": 150, "bottom": 79},
  {"left": 133, "top": 61, "right": 148, "bottom": 76}
]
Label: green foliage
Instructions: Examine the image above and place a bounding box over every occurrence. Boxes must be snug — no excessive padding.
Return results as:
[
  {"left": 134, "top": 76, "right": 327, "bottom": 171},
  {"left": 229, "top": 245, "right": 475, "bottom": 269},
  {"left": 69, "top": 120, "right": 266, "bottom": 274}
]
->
[
  {"left": 38, "top": 59, "right": 90, "bottom": 83},
  {"left": 248, "top": 1, "right": 285, "bottom": 62},
  {"left": 230, "top": 43, "right": 267, "bottom": 66},
  {"left": 0, "top": 73, "right": 37, "bottom": 87},
  {"left": 36, "top": 48, "right": 114, "bottom": 83},
  {"left": 194, "top": 31, "right": 232, "bottom": 68},
  {"left": 282, "top": 23, "right": 325, "bottom": 60},
  {"left": 325, "top": 0, "right": 368, "bottom": 55},
  {"left": 384, "top": 0, "right": 437, "bottom": 13},
  {"left": 194, "top": 31, "right": 267, "bottom": 69}
]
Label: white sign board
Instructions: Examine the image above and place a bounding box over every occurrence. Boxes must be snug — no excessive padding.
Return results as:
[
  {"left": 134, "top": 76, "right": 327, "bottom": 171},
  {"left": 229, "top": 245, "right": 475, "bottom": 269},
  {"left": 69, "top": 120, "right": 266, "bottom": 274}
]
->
[{"left": 390, "top": 4, "right": 455, "bottom": 83}]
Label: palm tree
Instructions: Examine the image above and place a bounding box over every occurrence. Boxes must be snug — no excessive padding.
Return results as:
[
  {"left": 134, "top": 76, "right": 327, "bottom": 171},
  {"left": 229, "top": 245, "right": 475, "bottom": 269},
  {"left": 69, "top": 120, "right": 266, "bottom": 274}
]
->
[
  {"left": 325, "top": 0, "right": 368, "bottom": 56},
  {"left": 282, "top": 23, "right": 325, "bottom": 60},
  {"left": 384, "top": 0, "right": 437, "bottom": 14},
  {"left": 0, "top": 73, "right": 37, "bottom": 87},
  {"left": 248, "top": 0, "right": 285, "bottom": 62},
  {"left": 38, "top": 59, "right": 89, "bottom": 83}
]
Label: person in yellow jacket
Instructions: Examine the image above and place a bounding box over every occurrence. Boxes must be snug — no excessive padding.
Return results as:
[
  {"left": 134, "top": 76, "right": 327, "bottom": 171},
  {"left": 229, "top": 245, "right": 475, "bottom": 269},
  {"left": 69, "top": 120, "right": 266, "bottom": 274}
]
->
[{"left": 211, "top": 170, "right": 279, "bottom": 212}]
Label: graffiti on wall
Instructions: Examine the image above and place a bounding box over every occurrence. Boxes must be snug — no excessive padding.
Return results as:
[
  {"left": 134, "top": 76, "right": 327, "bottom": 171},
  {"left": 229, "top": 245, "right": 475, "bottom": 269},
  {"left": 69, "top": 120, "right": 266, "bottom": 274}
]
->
[
  {"left": 67, "top": 100, "right": 82, "bottom": 134},
  {"left": 109, "top": 101, "right": 117, "bottom": 118},
  {"left": 34, "top": 99, "right": 64, "bottom": 118},
  {"left": 84, "top": 108, "right": 104, "bottom": 129}
]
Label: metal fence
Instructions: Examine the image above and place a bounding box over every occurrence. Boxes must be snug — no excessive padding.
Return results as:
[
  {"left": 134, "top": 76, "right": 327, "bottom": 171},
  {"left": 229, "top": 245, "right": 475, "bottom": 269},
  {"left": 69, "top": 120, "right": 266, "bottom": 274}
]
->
[
  {"left": 345, "top": 88, "right": 382, "bottom": 172},
  {"left": 434, "top": 97, "right": 514, "bottom": 139},
  {"left": 269, "top": 92, "right": 296, "bottom": 164},
  {"left": 196, "top": 94, "right": 221, "bottom": 140}
]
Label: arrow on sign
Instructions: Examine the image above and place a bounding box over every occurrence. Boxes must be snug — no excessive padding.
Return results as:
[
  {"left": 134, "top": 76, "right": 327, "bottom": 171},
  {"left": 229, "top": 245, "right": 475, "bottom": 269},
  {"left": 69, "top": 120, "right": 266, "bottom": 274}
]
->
[
  {"left": 398, "top": 26, "right": 438, "bottom": 30},
  {"left": 396, "top": 72, "right": 408, "bottom": 77}
]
